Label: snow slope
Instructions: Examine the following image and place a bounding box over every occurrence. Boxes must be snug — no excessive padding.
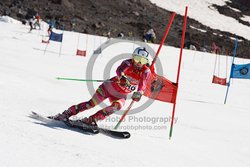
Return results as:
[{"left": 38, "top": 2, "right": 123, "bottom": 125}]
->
[
  {"left": 1, "top": 16, "right": 250, "bottom": 167},
  {"left": 150, "top": 0, "right": 250, "bottom": 40}
]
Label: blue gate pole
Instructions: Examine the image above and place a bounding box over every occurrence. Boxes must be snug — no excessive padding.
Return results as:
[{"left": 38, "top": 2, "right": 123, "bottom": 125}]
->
[{"left": 224, "top": 36, "right": 238, "bottom": 104}]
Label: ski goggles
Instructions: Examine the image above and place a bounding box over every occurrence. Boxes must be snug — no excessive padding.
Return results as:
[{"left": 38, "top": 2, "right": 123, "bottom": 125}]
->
[{"left": 133, "top": 55, "right": 149, "bottom": 65}]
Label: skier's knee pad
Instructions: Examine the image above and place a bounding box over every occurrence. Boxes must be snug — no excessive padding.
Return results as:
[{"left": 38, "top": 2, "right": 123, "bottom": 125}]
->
[
  {"left": 86, "top": 100, "right": 96, "bottom": 109},
  {"left": 111, "top": 102, "right": 123, "bottom": 111},
  {"left": 77, "top": 100, "right": 96, "bottom": 112},
  {"left": 68, "top": 105, "right": 78, "bottom": 115}
]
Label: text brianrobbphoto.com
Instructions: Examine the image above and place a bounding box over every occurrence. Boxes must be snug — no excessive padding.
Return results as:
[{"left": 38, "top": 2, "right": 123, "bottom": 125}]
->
[{"left": 97, "top": 116, "right": 178, "bottom": 131}]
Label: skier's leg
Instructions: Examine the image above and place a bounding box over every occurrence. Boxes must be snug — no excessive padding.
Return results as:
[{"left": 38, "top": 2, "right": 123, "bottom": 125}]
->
[
  {"left": 88, "top": 98, "right": 125, "bottom": 122},
  {"left": 72, "top": 86, "right": 107, "bottom": 114},
  {"left": 50, "top": 84, "right": 107, "bottom": 121}
]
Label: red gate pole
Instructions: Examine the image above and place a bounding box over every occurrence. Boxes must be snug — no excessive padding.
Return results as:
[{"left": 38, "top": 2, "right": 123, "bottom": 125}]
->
[
  {"left": 169, "top": 6, "right": 188, "bottom": 139},
  {"left": 151, "top": 12, "right": 176, "bottom": 69}
]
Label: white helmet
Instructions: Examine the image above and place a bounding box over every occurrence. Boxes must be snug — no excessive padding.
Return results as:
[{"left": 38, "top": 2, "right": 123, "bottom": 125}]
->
[{"left": 132, "top": 47, "right": 149, "bottom": 59}]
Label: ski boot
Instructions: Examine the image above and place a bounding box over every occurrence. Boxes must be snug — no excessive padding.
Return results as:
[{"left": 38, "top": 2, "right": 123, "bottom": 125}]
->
[
  {"left": 68, "top": 117, "right": 99, "bottom": 133},
  {"left": 48, "top": 106, "right": 76, "bottom": 121},
  {"left": 81, "top": 117, "right": 98, "bottom": 131}
]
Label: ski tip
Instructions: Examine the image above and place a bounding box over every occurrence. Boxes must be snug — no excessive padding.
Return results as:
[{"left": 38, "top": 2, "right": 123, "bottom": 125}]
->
[
  {"left": 92, "top": 129, "right": 100, "bottom": 134},
  {"left": 31, "top": 111, "right": 36, "bottom": 115},
  {"left": 99, "top": 128, "right": 131, "bottom": 139},
  {"left": 29, "top": 111, "right": 38, "bottom": 118},
  {"left": 123, "top": 132, "right": 131, "bottom": 139}
]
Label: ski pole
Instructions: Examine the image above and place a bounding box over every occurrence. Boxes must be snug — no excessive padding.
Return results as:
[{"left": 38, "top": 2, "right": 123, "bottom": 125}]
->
[
  {"left": 114, "top": 100, "right": 135, "bottom": 129},
  {"left": 56, "top": 77, "right": 113, "bottom": 83}
]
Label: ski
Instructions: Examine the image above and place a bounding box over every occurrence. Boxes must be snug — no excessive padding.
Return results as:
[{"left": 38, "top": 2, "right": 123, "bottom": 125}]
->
[
  {"left": 29, "top": 111, "right": 99, "bottom": 134},
  {"left": 98, "top": 127, "right": 130, "bottom": 139},
  {"left": 66, "top": 119, "right": 99, "bottom": 134},
  {"left": 29, "top": 112, "right": 130, "bottom": 139},
  {"left": 68, "top": 119, "right": 130, "bottom": 139}
]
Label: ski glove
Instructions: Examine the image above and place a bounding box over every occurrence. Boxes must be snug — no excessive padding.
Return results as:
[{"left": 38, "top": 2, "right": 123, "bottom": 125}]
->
[
  {"left": 132, "top": 91, "right": 143, "bottom": 102},
  {"left": 119, "top": 75, "right": 130, "bottom": 86}
]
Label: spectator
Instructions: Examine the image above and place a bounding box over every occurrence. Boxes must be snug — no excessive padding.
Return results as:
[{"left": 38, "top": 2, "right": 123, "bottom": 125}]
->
[
  {"left": 144, "top": 28, "right": 156, "bottom": 43},
  {"left": 211, "top": 42, "right": 220, "bottom": 54},
  {"left": 47, "top": 18, "right": 56, "bottom": 35},
  {"left": 107, "top": 31, "right": 111, "bottom": 39},
  {"left": 117, "top": 32, "right": 124, "bottom": 38},
  {"left": 70, "top": 19, "right": 76, "bottom": 31},
  {"left": 34, "top": 13, "right": 41, "bottom": 30},
  {"left": 28, "top": 17, "right": 34, "bottom": 32},
  {"left": 184, "top": 41, "right": 200, "bottom": 51},
  {"left": 128, "top": 31, "right": 133, "bottom": 38},
  {"left": 47, "top": 20, "right": 54, "bottom": 36},
  {"left": 55, "top": 18, "right": 61, "bottom": 29},
  {"left": 189, "top": 44, "right": 197, "bottom": 50}
]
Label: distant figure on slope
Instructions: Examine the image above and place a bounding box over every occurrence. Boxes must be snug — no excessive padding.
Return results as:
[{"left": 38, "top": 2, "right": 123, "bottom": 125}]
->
[
  {"left": 49, "top": 47, "right": 151, "bottom": 129},
  {"left": 47, "top": 19, "right": 55, "bottom": 36},
  {"left": 144, "top": 28, "right": 156, "bottom": 43},
  {"left": 47, "top": 23, "right": 53, "bottom": 36},
  {"left": 211, "top": 42, "right": 220, "bottom": 54},
  {"left": 117, "top": 32, "right": 125, "bottom": 38},
  {"left": 28, "top": 17, "right": 34, "bottom": 32},
  {"left": 107, "top": 31, "right": 111, "bottom": 39},
  {"left": 34, "top": 13, "right": 41, "bottom": 30}
]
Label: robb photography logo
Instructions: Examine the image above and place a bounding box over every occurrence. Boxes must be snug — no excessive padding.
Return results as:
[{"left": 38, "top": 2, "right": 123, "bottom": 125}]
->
[
  {"left": 105, "top": 115, "right": 178, "bottom": 124},
  {"left": 86, "top": 38, "right": 164, "bottom": 115}
]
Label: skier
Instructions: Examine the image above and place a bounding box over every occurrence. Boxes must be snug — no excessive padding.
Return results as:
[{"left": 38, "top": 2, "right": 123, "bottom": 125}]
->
[
  {"left": 144, "top": 28, "right": 156, "bottom": 43},
  {"left": 34, "top": 13, "right": 41, "bottom": 30},
  {"left": 28, "top": 17, "right": 34, "bottom": 32},
  {"left": 47, "top": 20, "right": 53, "bottom": 36},
  {"left": 49, "top": 47, "right": 151, "bottom": 128}
]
